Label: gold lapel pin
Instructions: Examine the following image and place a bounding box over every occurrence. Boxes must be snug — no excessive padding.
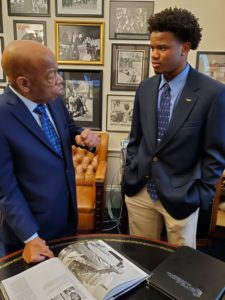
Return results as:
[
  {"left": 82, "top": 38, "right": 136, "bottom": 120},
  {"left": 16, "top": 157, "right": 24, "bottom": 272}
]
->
[{"left": 185, "top": 98, "right": 192, "bottom": 102}]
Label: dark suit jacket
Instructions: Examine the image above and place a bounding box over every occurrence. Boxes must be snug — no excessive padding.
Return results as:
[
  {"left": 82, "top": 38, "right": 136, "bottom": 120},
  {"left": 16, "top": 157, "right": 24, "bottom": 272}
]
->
[
  {"left": 0, "top": 87, "right": 82, "bottom": 245},
  {"left": 123, "top": 67, "right": 225, "bottom": 219}
]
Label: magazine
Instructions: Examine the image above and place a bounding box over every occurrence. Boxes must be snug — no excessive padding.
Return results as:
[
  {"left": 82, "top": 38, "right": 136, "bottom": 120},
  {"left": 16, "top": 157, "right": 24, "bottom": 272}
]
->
[{"left": 0, "top": 240, "right": 149, "bottom": 300}]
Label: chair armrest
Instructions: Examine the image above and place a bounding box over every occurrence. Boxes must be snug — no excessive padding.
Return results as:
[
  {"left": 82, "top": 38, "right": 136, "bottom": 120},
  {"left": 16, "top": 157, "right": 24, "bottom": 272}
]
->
[{"left": 95, "top": 161, "right": 107, "bottom": 182}]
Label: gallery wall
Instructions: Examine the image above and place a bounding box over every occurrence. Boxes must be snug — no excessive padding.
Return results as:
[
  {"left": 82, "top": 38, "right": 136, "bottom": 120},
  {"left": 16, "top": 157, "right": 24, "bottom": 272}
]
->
[{"left": 1, "top": 0, "right": 225, "bottom": 188}]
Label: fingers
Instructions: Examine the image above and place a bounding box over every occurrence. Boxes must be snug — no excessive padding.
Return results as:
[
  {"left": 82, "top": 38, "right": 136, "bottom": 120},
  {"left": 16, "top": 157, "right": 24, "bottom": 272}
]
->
[
  {"left": 75, "top": 129, "right": 100, "bottom": 149},
  {"left": 22, "top": 237, "right": 54, "bottom": 264}
]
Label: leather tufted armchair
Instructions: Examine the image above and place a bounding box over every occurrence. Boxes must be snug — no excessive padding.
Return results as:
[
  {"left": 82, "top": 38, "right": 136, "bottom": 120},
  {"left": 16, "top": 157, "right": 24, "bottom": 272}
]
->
[{"left": 72, "top": 132, "right": 109, "bottom": 233}]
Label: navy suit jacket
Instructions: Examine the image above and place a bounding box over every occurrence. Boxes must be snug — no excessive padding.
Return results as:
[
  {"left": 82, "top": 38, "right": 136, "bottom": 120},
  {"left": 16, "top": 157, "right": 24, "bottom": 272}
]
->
[
  {"left": 123, "top": 67, "right": 225, "bottom": 219},
  {"left": 0, "top": 87, "right": 82, "bottom": 245}
]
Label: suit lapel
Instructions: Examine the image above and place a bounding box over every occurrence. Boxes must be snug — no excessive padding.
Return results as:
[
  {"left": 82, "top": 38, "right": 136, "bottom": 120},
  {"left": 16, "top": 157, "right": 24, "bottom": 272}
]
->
[
  {"left": 156, "top": 68, "right": 200, "bottom": 151},
  {"left": 6, "top": 88, "right": 63, "bottom": 157},
  {"left": 144, "top": 76, "right": 160, "bottom": 152}
]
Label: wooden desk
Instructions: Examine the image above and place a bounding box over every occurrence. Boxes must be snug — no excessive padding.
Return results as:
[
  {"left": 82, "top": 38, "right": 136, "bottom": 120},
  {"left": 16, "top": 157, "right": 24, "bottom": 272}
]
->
[{"left": 0, "top": 234, "right": 176, "bottom": 299}]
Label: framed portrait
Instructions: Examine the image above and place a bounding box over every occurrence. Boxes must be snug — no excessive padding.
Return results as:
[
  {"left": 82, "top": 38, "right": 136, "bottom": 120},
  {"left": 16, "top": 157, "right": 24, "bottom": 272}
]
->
[
  {"left": 109, "top": 0, "right": 154, "bottom": 40},
  {"left": 59, "top": 69, "right": 103, "bottom": 130},
  {"left": 106, "top": 94, "right": 134, "bottom": 132},
  {"left": 0, "top": 0, "right": 3, "bottom": 33},
  {"left": 7, "top": 0, "right": 50, "bottom": 17},
  {"left": 13, "top": 20, "right": 47, "bottom": 45},
  {"left": 55, "top": 21, "right": 104, "bottom": 65},
  {"left": 0, "top": 37, "right": 5, "bottom": 82},
  {"left": 55, "top": 0, "right": 104, "bottom": 17},
  {"left": 196, "top": 51, "right": 225, "bottom": 84},
  {"left": 0, "top": 86, "right": 5, "bottom": 94},
  {"left": 111, "top": 43, "right": 150, "bottom": 91}
]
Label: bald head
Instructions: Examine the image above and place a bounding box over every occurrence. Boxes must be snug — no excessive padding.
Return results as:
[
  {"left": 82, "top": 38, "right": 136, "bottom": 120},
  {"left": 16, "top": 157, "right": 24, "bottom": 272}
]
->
[
  {"left": 2, "top": 40, "right": 55, "bottom": 86},
  {"left": 1, "top": 40, "right": 63, "bottom": 103}
]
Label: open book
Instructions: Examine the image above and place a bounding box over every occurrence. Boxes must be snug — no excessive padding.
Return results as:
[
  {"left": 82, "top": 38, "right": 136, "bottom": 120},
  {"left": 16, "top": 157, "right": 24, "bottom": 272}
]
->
[{"left": 1, "top": 240, "right": 149, "bottom": 300}]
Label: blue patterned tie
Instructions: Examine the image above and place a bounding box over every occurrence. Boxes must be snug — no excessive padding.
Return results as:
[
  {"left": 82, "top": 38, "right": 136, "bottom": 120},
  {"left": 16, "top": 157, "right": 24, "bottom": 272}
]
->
[
  {"left": 33, "top": 104, "right": 63, "bottom": 157},
  {"left": 147, "top": 83, "right": 171, "bottom": 201}
]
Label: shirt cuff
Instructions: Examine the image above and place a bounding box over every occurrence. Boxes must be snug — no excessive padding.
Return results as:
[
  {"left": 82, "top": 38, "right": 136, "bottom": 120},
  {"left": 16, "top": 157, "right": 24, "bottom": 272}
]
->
[{"left": 24, "top": 233, "right": 38, "bottom": 243}]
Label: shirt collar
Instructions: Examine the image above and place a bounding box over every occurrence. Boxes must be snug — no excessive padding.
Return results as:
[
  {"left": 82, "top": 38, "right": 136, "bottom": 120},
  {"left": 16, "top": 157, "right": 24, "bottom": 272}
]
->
[
  {"left": 159, "top": 64, "right": 190, "bottom": 90},
  {"left": 9, "top": 85, "right": 42, "bottom": 113}
]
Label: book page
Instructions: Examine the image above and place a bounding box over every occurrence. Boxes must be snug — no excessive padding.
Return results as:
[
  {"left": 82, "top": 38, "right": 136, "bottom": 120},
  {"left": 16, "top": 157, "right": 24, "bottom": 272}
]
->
[
  {"left": 1, "top": 257, "right": 95, "bottom": 300},
  {"left": 58, "top": 240, "right": 149, "bottom": 300}
]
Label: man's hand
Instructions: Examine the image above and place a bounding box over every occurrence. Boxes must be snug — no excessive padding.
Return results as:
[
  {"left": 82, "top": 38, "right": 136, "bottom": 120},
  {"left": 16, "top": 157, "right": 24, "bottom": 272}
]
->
[
  {"left": 22, "top": 237, "right": 54, "bottom": 264},
  {"left": 75, "top": 128, "right": 100, "bottom": 149}
]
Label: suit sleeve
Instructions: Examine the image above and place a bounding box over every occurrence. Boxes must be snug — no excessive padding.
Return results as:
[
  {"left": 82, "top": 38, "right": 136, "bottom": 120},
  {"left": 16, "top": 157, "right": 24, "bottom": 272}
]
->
[
  {"left": 125, "top": 84, "right": 143, "bottom": 168},
  {"left": 0, "top": 132, "right": 39, "bottom": 242},
  {"left": 200, "top": 87, "right": 225, "bottom": 209}
]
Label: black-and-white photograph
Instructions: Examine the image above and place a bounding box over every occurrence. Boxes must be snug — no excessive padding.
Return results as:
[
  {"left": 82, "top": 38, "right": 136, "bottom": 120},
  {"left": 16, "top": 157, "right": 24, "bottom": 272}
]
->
[
  {"left": 51, "top": 285, "right": 84, "bottom": 300},
  {"left": 0, "top": 86, "right": 5, "bottom": 94},
  {"left": 65, "top": 79, "right": 94, "bottom": 122},
  {"left": 7, "top": 0, "right": 50, "bottom": 17},
  {"left": 117, "top": 50, "right": 144, "bottom": 84},
  {"left": 13, "top": 20, "right": 47, "bottom": 45},
  {"left": 56, "top": 21, "right": 104, "bottom": 65},
  {"left": 0, "top": 37, "right": 5, "bottom": 82},
  {"left": 59, "top": 69, "right": 102, "bottom": 130},
  {"left": 55, "top": 0, "right": 103, "bottom": 17},
  {"left": 107, "top": 95, "right": 134, "bottom": 132},
  {"left": 109, "top": 1, "right": 154, "bottom": 40},
  {"left": 59, "top": 240, "right": 125, "bottom": 289},
  {"left": 0, "top": 0, "right": 3, "bottom": 33},
  {"left": 196, "top": 51, "right": 225, "bottom": 84},
  {"left": 111, "top": 44, "right": 150, "bottom": 91}
]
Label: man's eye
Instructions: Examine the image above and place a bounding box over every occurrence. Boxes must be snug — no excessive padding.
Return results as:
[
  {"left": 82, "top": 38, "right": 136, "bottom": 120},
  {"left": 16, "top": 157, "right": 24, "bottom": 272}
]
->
[{"left": 47, "top": 76, "right": 55, "bottom": 83}]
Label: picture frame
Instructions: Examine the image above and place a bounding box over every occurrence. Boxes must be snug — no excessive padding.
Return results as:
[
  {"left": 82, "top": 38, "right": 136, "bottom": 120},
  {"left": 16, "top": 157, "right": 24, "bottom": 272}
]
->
[
  {"left": 111, "top": 43, "right": 150, "bottom": 91},
  {"left": 0, "top": 0, "right": 3, "bottom": 33},
  {"left": 59, "top": 69, "right": 103, "bottom": 131},
  {"left": 109, "top": 0, "right": 154, "bottom": 40},
  {"left": 106, "top": 94, "right": 134, "bottom": 132},
  {"left": 0, "top": 86, "right": 5, "bottom": 94},
  {"left": 55, "top": 0, "right": 103, "bottom": 17},
  {"left": 0, "top": 37, "right": 6, "bottom": 82},
  {"left": 13, "top": 20, "right": 47, "bottom": 45},
  {"left": 7, "top": 0, "right": 50, "bottom": 17},
  {"left": 55, "top": 21, "right": 104, "bottom": 65},
  {"left": 196, "top": 51, "right": 225, "bottom": 84}
]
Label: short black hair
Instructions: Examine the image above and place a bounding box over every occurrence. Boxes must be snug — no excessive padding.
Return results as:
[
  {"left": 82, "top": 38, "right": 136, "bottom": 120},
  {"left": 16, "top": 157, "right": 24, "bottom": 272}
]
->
[{"left": 148, "top": 7, "right": 202, "bottom": 50}]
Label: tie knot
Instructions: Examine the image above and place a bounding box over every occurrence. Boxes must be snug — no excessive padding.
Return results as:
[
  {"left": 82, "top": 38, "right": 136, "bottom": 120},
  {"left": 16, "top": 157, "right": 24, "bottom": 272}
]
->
[
  {"left": 162, "top": 82, "right": 170, "bottom": 92},
  {"left": 33, "top": 104, "right": 47, "bottom": 115}
]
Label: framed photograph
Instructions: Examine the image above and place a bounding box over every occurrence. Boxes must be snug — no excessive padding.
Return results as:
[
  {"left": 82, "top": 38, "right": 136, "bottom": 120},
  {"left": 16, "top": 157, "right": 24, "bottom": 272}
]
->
[
  {"left": 0, "top": 0, "right": 3, "bottom": 33},
  {"left": 55, "top": 21, "right": 104, "bottom": 65},
  {"left": 0, "top": 86, "right": 5, "bottom": 94},
  {"left": 109, "top": 0, "right": 154, "bottom": 40},
  {"left": 7, "top": 0, "right": 50, "bottom": 17},
  {"left": 196, "top": 51, "right": 225, "bottom": 84},
  {"left": 13, "top": 20, "right": 47, "bottom": 45},
  {"left": 106, "top": 94, "right": 134, "bottom": 132},
  {"left": 0, "top": 37, "right": 5, "bottom": 82},
  {"left": 111, "top": 43, "right": 150, "bottom": 91},
  {"left": 59, "top": 69, "right": 103, "bottom": 130},
  {"left": 55, "top": 0, "right": 103, "bottom": 17}
]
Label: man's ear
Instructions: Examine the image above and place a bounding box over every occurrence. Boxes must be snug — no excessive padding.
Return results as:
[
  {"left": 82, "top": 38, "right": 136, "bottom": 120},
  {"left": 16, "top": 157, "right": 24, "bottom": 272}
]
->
[
  {"left": 16, "top": 76, "right": 31, "bottom": 93},
  {"left": 181, "top": 42, "right": 191, "bottom": 56}
]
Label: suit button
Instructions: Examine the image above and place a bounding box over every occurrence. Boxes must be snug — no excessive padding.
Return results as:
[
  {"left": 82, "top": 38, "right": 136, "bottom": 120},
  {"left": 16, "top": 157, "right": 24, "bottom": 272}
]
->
[{"left": 153, "top": 157, "right": 158, "bottom": 162}]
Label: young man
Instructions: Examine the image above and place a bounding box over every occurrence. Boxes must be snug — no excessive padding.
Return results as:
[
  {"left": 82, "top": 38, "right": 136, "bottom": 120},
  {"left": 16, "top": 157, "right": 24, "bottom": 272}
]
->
[
  {"left": 0, "top": 40, "right": 99, "bottom": 263},
  {"left": 123, "top": 7, "right": 225, "bottom": 248}
]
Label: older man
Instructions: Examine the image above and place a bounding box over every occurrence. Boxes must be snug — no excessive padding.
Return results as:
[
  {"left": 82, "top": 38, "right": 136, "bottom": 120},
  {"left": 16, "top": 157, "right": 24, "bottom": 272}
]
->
[{"left": 0, "top": 40, "right": 99, "bottom": 263}]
